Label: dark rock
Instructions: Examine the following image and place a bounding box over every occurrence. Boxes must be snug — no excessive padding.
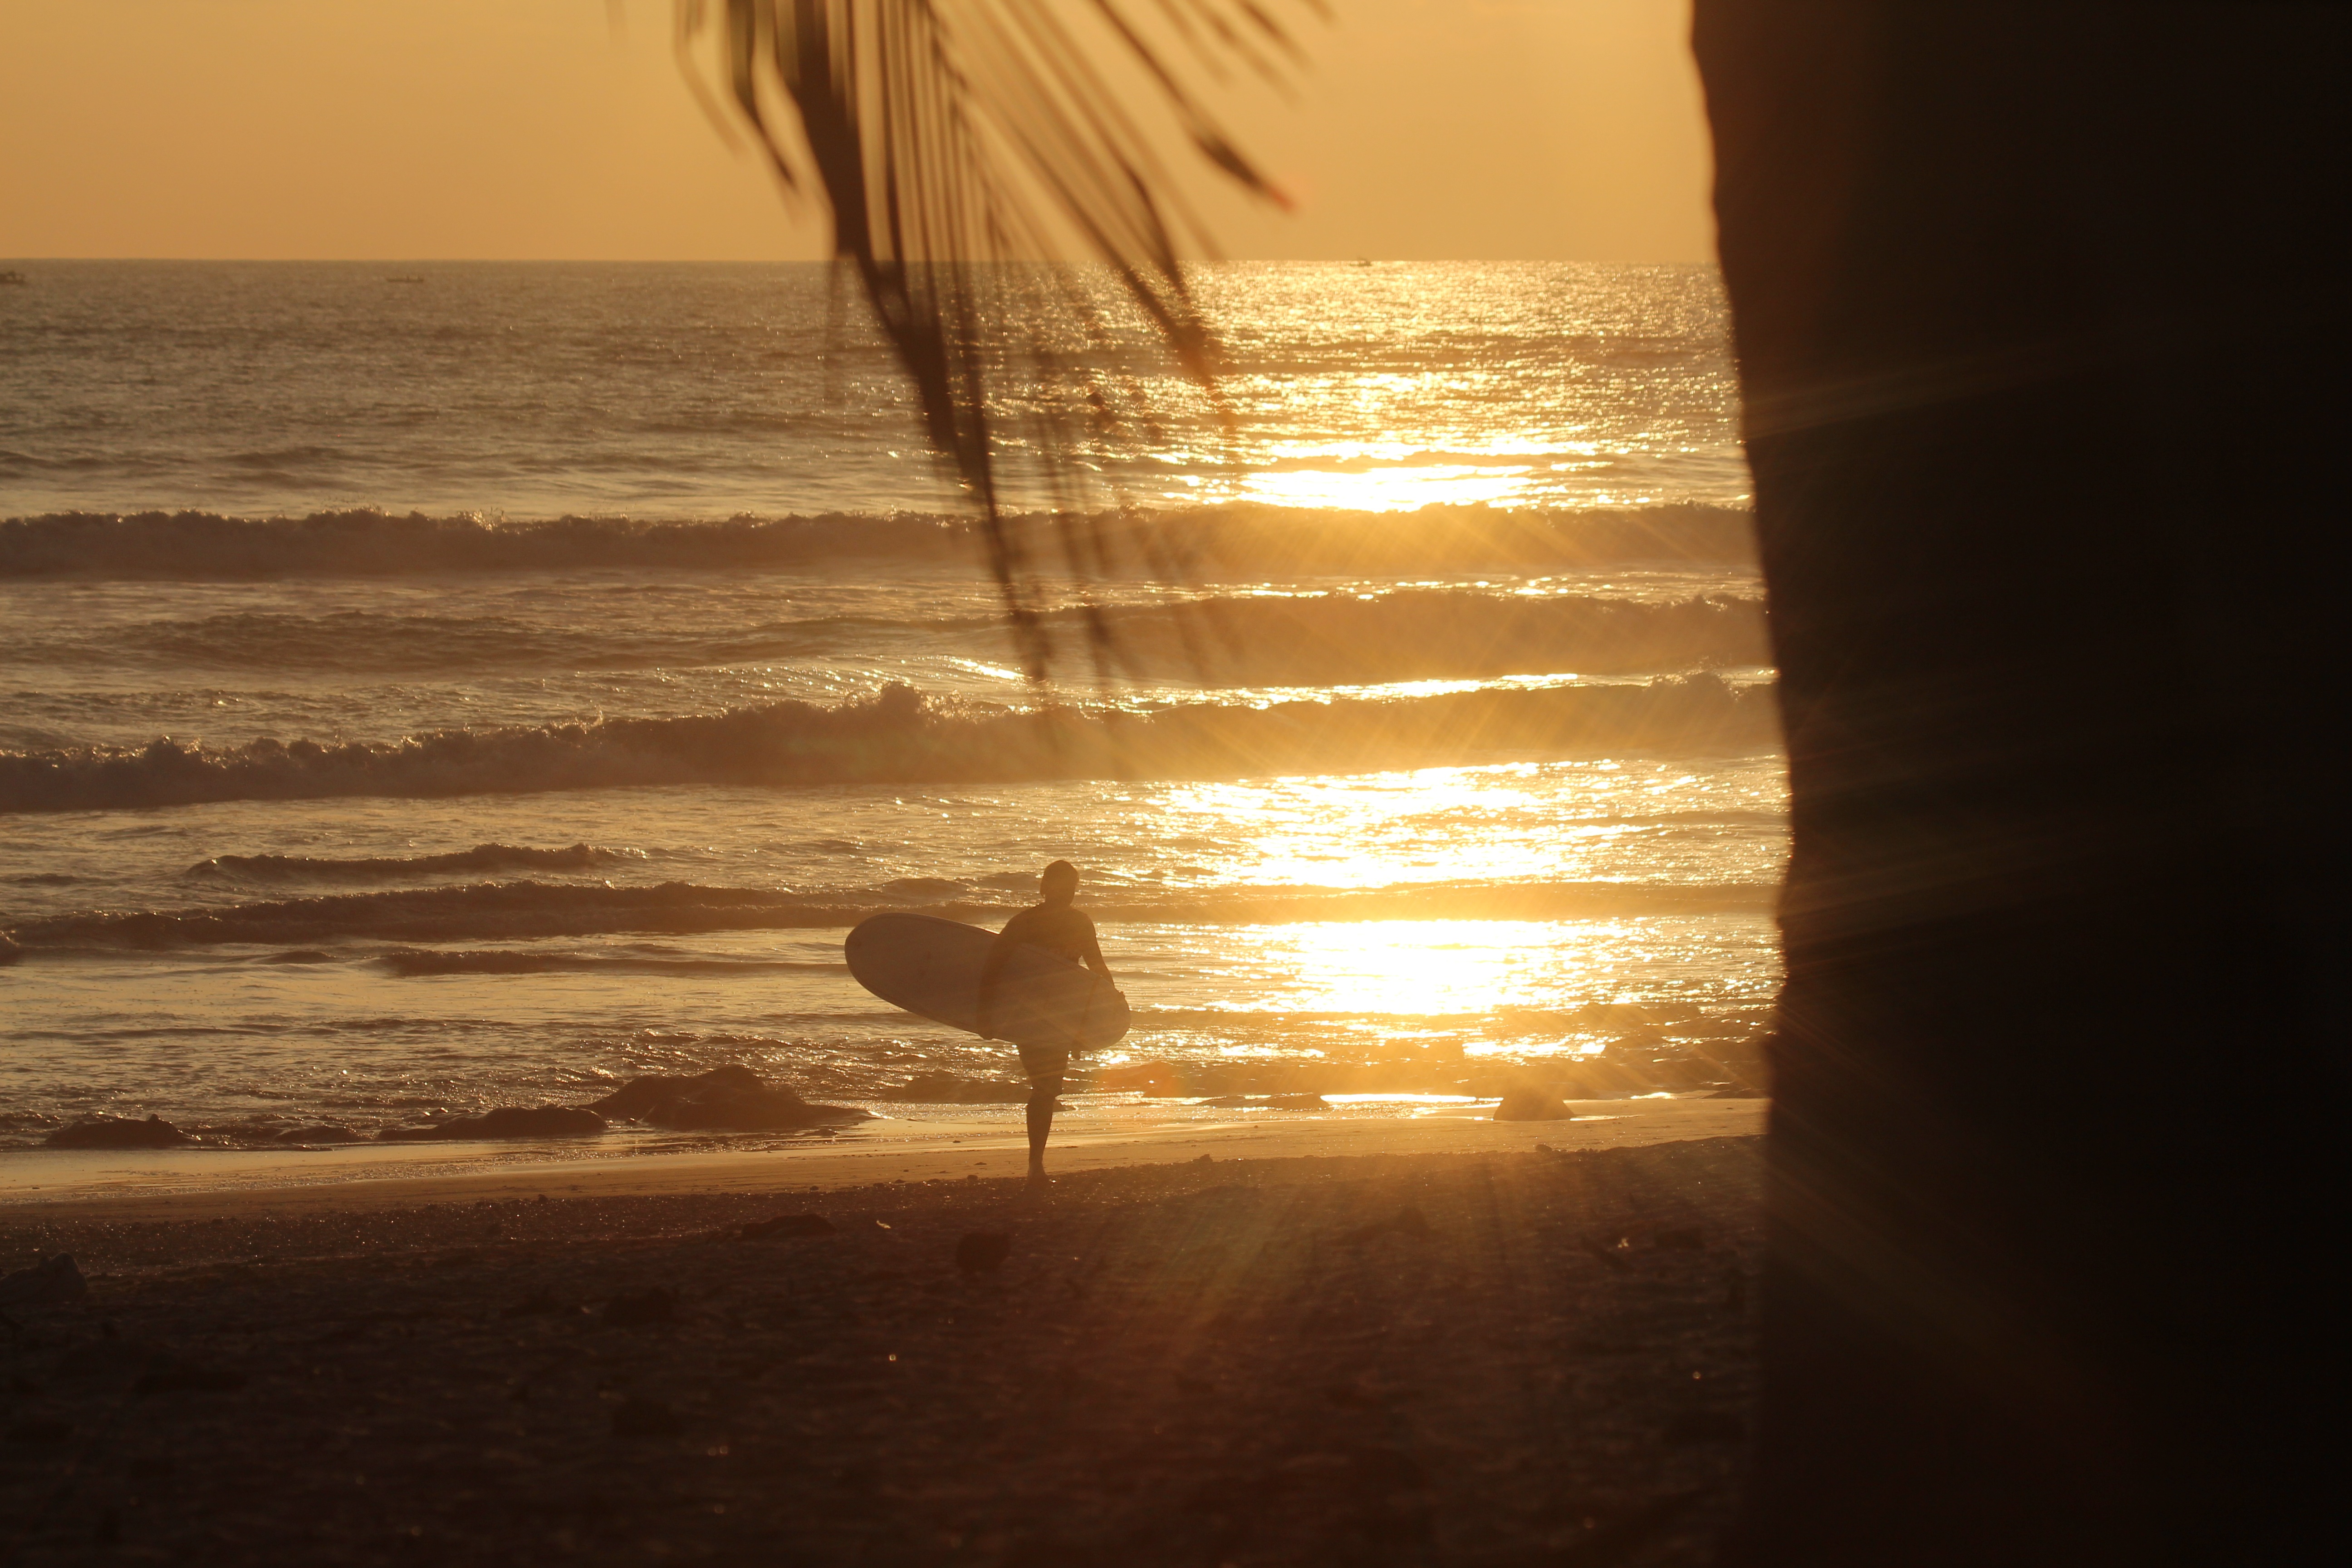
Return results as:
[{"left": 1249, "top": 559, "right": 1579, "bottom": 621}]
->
[
  {"left": 611, "top": 1395, "right": 682, "bottom": 1438},
  {"left": 276, "top": 1123, "right": 363, "bottom": 1143},
  {"left": 740, "top": 1213, "right": 836, "bottom": 1240},
  {"left": 379, "top": 1105, "right": 607, "bottom": 1142},
  {"left": 472, "top": 1105, "right": 606, "bottom": 1137},
  {"left": 588, "top": 1063, "right": 870, "bottom": 1129},
  {"left": 0, "top": 1254, "right": 89, "bottom": 1308},
  {"left": 1647, "top": 1054, "right": 1715, "bottom": 1091},
  {"left": 955, "top": 1232, "right": 1013, "bottom": 1275},
  {"left": 603, "top": 1288, "right": 676, "bottom": 1327},
  {"left": 1493, "top": 1085, "right": 1574, "bottom": 1122},
  {"left": 44, "top": 1115, "right": 194, "bottom": 1149}
]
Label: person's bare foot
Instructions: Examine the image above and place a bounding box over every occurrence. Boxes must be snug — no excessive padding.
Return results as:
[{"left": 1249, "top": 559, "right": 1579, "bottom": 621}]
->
[{"left": 1024, "top": 1167, "right": 1053, "bottom": 1196}]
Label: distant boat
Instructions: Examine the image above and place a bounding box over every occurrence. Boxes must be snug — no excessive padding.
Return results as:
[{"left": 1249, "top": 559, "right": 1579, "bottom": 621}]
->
[
  {"left": 384, "top": 274, "right": 425, "bottom": 284},
  {"left": 0, "top": 270, "right": 27, "bottom": 286}
]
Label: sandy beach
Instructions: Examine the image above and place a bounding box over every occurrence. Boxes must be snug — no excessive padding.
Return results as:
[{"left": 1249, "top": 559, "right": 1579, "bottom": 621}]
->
[{"left": 1, "top": 1109, "right": 1762, "bottom": 1566}]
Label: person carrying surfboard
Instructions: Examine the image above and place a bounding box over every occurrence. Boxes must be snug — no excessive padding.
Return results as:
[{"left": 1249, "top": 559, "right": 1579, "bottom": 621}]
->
[{"left": 977, "top": 859, "right": 1114, "bottom": 1189}]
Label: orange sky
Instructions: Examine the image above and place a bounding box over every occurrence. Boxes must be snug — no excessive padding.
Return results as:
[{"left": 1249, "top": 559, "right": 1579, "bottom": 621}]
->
[{"left": 0, "top": 1, "right": 1712, "bottom": 262}]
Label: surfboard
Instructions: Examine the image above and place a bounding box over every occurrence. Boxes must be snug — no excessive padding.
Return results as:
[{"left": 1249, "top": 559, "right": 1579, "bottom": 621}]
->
[{"left": 843, "top": 913, "right": 1130, "bottom": 1052}]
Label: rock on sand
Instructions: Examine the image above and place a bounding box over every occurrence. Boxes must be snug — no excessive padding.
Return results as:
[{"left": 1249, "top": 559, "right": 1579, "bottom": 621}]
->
[
  {"left": 588, "top": 1064, "right": 870, "bottom": 1131},
  {"left": 43, "top": 1115, "right": 195, "bottom": 1149},
  {"left": 1492, "top": 1085, "right": 1576, "bottom": 1122},
  {"left": 379, "top": 1106, "right": 609, "bottom": 1142},
  {"left": 0, "top": 1253, "right": 88, "bottom": 1307}
]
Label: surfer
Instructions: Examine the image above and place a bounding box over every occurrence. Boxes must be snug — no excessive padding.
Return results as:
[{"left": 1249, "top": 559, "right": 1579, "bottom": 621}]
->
[{"left": 977, "top": 860, "right": 1114, "bottom": 1188}]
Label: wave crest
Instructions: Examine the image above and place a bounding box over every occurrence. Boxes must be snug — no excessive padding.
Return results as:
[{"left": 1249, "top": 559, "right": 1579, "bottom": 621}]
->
[
  {"left": 186, "top": 843, "right": 622, "bottom": 881},
  {"left": 3, "top": 876, "right": 1778, "bottom": 951},
  {"left": 0, "top": 502, "right": 1756, "bottom": 579},
  {"left": 1033, "top": 591, "right": 1766, "bottom": 682},
  {"left": 0, "top": 677, "right": 1778, "bottom": 814},
  {"left": 28, "top": 590, "right": 1764, "bottom": 683}
]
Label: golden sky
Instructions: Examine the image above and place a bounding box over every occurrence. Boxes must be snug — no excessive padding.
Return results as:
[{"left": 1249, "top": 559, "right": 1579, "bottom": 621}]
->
[{"left": 0, "top": 1, "right": 1711, "bottom": 262}]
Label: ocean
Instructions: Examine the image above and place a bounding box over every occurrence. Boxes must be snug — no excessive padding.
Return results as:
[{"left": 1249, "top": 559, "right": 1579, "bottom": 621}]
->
[{"left": 0, "top": 260, "right": 1781, "bottom": 1157}]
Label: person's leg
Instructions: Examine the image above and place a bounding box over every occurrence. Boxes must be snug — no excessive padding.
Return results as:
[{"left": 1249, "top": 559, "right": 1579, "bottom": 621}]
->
[{"left": 1020, "top": 1048, "right": 1067, "bottom": 1185}]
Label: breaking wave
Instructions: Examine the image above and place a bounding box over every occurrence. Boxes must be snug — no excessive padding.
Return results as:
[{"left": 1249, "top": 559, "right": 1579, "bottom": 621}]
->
[
  {"left": 1020, "top": 591, "right": 1767, "bottom": 682},
  {"left": 0, "top": 502, "right": 1756, "bottom": 580},
  {"left": 0, "top": 677, "right": 1779, "bottom": 814},
  {"left": 372, "top": 948, "right": 837, "bottom": 978},
  {"left": 19, "top": 590, "right": 1766, "bottom": 682},
  {"left": 3, "top": 877, "right": 1778, "bottom": 951},
  {"left": 186, "top": 843, "right": 623, "bottom": 882}
]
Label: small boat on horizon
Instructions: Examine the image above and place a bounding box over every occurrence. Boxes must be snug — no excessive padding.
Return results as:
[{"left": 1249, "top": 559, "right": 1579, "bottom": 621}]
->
[{"left": 0, "top": 270, "right": 28, "bottom": 286}]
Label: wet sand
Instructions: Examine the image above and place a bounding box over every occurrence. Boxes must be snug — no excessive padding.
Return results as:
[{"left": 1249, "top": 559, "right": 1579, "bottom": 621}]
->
[
  {"left": 0, "top": 1098, "right": 1763, "bottom": 1215},
  {"left": 1, "top": 1116, "right": 1764, "bottom": 1566}
]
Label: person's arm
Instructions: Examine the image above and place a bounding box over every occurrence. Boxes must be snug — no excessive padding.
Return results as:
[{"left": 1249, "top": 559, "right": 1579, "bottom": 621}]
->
[
  {"left": 975, "top": 914, "right": 1029, "bottom": 1038},
  {"left": 1076, "top": 914, "right": 1113, "bottom": 984}
]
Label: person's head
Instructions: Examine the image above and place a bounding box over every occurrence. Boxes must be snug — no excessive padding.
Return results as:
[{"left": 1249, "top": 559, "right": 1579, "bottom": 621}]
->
[{"left": 1039, "top": 859, "right": 1079, "bottom": 905}]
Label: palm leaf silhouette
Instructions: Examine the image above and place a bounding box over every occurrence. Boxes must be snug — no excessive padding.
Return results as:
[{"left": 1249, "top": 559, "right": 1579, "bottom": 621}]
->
[{"left": 678, "top": 0, "right": 1317, "bottom": 677}]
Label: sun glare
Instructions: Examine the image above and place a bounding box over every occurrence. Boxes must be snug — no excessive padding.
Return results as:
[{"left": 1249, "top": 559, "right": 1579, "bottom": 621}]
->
[
  {"left": 1246, "top": 919, "right": 1607, "bottom": 1016},
  {"left": 1137, "top": 763, "right": 1760, "bottom": 892},
  {"left": 1234, "top": 463, "right": 1535, "bottom": 510}
]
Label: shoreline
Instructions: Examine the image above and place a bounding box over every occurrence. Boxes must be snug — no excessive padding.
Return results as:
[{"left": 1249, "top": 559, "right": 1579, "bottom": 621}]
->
[{"left": 0, "top": 1098, "right": 1762, "bottom": 1220}]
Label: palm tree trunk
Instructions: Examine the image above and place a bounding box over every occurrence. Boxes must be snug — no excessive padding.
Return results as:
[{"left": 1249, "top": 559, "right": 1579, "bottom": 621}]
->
[{"left": 1691, "top": 5, "right": 2348, "bottom": 1561}]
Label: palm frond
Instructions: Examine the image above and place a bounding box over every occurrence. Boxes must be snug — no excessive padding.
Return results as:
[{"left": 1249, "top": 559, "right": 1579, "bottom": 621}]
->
[{"left": 677, "top": 0, "right": 1316, "bottom": 677}]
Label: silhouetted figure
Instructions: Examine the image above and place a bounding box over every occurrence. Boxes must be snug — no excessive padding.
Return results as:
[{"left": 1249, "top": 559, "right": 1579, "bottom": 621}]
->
[{"left": 977, "top": 859, "right": 1113, "bottom": 1190}]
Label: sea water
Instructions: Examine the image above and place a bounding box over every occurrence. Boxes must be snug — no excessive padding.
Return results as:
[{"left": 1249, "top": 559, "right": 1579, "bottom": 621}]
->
[{"left": 0, "top": 261, "right": 1781, "bottom": 1151}]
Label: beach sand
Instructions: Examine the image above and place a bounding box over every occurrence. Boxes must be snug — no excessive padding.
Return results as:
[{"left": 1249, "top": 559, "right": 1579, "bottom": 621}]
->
[{"left": 1, "top": 1107, "right": 1764, "bottom": 1566}]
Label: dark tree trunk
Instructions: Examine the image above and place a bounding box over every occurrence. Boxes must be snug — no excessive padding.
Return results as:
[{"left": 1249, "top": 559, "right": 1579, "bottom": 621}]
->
[{"left": 1691, "top": 5, "right": 2347, "bottom": 1562}]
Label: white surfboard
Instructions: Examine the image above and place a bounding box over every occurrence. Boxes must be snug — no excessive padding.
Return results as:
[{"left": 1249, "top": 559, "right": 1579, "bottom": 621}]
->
[{"left": 843, "top": 913, "right": 1130, "bottom": 1052}]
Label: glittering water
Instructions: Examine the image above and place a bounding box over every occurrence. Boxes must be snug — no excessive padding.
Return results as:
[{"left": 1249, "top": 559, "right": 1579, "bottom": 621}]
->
[{"left": 0, "top": 261, "right": 1778, "bottom": 1150}]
